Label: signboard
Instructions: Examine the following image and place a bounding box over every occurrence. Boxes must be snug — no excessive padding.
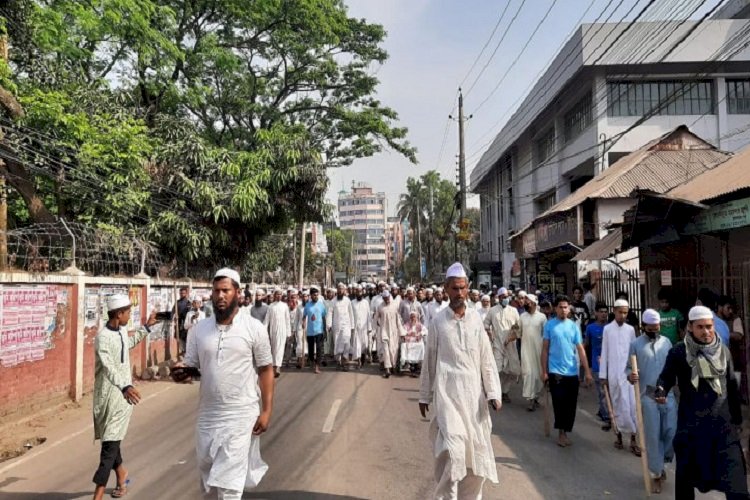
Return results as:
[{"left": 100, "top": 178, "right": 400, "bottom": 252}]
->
[
  {"left": 685, "top": 197, "right": 750, "bottom": 234},
  {"left": 521, "top": 229, "right": 537, "bottom": 257},
  {"left": 535, "top": 209, "right": 579, "bottom": 252},
  {"left": 660, "top": 270, "right": 672, "bottom": 286},
  {"left": 535, "top": 259, "right": 567, "bottom": 297}
]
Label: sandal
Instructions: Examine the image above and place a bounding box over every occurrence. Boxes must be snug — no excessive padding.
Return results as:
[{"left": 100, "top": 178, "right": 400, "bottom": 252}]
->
[
  {"left": 112, "top": 479, "right": 130, "bottom": 498},
  {"left": 614, "top": 440, "right": 624, "bottom": 450},
  {"left": 630, "top": 443, "right": 642, "bottom": 457}
]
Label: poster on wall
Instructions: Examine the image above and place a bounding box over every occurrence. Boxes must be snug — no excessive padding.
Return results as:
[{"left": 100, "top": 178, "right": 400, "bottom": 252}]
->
[
  {"left": 148, "top": 287, "right": 176, "bottom": 341},
  {"left": 0, "top": 284, "right": 68, "bottom": 368}
]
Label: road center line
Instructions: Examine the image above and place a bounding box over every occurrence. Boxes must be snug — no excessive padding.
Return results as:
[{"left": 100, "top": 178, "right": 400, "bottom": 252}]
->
[
  {"left": 322, "top": 399, "right": 342, "bottom": 434},
  {"left": 0, "top": 384, "right": 173, "bottom": 476}
]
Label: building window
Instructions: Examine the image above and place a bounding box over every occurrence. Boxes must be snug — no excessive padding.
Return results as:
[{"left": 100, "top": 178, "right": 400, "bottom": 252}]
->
[
  {"left": 727, "top": 79, "right": 750, "bottom": 114},
  {"left": 564, "top": 92, "right": 592, "bottom": 143},
  {"left": 534, "top": 127, "right": 556, "bottom": 165},
  {"left": 607, "top": 80, "right": 714, "bottom": 117},
  {"left": 535, "top": 190, "right": 555, "bottom": 216}
]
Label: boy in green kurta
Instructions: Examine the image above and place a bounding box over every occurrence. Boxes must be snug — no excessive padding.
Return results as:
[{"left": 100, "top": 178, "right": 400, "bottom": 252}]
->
[{"left": 92, "top": 294, "right": 157, "bottom": 499}]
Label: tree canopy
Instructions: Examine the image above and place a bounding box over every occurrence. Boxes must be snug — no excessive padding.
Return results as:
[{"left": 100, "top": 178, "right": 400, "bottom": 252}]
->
[{"left": 0, "top": 0, "right": 415, "bottom": 272}]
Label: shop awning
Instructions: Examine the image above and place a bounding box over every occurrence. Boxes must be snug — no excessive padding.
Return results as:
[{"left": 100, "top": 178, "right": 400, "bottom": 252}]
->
[{"left": 572, "top": 228, "right": 622, "bottom": 261}]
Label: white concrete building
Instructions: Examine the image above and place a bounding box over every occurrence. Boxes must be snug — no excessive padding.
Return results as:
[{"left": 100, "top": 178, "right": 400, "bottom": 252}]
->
[
  {"left": 337, "top": 182, "right": 388, "bottom": 279},
  {"left": 470, "top": 18, "right": 750, "bottom": 285}
]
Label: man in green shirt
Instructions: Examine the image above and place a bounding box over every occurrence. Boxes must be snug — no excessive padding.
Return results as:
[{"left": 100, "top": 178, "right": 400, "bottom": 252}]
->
[{"left": 658, "top": 288, "right": 685, "bottom": 344}]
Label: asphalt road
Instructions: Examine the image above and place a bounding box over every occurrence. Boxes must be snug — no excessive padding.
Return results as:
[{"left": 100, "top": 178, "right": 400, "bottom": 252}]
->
[{"left": 0, "top": 364, "right": 726, "bottom": 500}]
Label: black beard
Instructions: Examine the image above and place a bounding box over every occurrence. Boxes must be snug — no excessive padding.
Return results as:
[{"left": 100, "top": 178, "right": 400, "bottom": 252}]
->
[{"left": 214, "top": 297, "right": 240, "bottom": 322}]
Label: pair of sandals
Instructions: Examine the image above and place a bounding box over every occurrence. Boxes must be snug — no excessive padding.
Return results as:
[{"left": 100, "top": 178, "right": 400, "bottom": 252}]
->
[{"left": 614, "top": 438, "right": 642, "bottom": 457}]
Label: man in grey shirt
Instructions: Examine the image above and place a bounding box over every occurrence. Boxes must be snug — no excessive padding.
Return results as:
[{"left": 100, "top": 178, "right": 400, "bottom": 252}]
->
[
  {"left": 250, "top": 288, "right": 269, "bottom": 322},
  {"left": 399, "top": 286, "right": 424, "bottom": 325}
]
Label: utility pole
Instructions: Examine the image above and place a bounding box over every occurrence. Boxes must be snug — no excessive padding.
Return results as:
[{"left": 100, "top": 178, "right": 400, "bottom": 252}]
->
[
  {"left": 416, "top": 202, "right": 423, "bottom": 280},
  {"left": 298, "top": 222, "right": 306, "bottom": 289},
  {"left": 0, "top": 34, "right": 9, "bottom": 271},
  {"left": 449, "top": 89, "right": 471, "bottom": 263},
  {"left": 428, "top": 184, "right": 434, "bottom": 278}
]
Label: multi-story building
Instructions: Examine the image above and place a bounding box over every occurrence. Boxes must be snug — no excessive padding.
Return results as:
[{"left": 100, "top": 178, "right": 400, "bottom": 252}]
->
[
  {"left": 386, "top": 216, "right": 405, "bottom": 278},
  {"left": 307, "top": 223, "right": 328, "bottom": 254},
  {"left": 338, "top": 182, "right": 388, "bottom": 280},
  {"left": 470, "top": 18, "right": 750, "bottom": 285}
]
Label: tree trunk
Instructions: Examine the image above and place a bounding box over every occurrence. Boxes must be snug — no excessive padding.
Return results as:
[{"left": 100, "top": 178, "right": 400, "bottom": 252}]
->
[{"left": 2, "top": 153, "right": 57, "bottom": 223}]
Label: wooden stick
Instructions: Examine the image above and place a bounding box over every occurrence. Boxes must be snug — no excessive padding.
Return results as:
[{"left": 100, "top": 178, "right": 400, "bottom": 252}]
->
[
  {"left": 603, "top": 383, "right": 620, "bottom": 436},
  {"left": 544, "top": 382, "right": 551, "bottom": 437},
  {"left": 631, "top": 354, "right": 652, "bottom": 497}
]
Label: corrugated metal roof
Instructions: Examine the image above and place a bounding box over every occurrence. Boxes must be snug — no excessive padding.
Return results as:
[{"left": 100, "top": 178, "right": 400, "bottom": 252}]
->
[
  {"left": 572, "top": 228, "right": 622, "bottom": 261},
  {"left": 536, "top": 127, "right": 731, "bottom": 218},
  {"left": 667, "top": 143, "right": 750, "bottom": 202}
]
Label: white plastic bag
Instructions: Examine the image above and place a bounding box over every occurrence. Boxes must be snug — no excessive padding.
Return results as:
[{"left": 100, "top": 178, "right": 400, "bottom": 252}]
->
[{"left": 244, "top": 434, "right": 268, "bottom": 490}]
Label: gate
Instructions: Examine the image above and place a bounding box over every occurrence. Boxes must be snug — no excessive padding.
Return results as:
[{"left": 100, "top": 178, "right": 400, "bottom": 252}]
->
[{"left": 597, "top": 269, "right": 643, "bottom": 318}]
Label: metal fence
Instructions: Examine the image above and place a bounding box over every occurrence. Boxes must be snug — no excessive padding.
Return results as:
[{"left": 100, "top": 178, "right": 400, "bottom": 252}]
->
[{"left": 597, "top": 269, "right": 643, "bottom": 317}]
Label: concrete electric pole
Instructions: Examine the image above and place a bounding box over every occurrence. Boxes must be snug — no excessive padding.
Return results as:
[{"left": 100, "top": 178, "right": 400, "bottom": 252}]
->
[{"left": 449, "top": 89, "right": 472, "bottom": 262}]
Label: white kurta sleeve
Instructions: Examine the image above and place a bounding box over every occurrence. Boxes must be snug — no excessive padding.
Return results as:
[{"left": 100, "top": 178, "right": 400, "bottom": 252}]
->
[
  {"left": 252, "top": 323, "right": 273, "bottom": 368},
  {"left": 419, "top": 322, "right": 438, "bottom": 404},
  {"left": 600, "top": 325, "right": 609, "bottom": 380},
  {"left": 479, "top": 325, "right": 502, "bottom": 402},
  {"left": 184, "top": 324, "right": 200, "bottom": 368},
  {"left": 285, "top": 305, "right": 292, "bottom": 337}
]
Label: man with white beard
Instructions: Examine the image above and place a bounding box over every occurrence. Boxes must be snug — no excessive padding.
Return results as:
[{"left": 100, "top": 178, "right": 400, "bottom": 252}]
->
[
  {"left": 419, "top": 262, "right": 501, "bottom": 499},
  {"left": 483, "top": 287, "right": 521, "bottom": 404},
  {"left": 264, "top": 288, "right": 291, "bottom": 378},
  {"left": 351, "top": 284, "right": 372, "bottom": 366},
  {"left": 175, "top": 268, "right": 275, "bottom": 500},
  {"left": 331, "top": 283, "right": 356, "bottom": 371}
]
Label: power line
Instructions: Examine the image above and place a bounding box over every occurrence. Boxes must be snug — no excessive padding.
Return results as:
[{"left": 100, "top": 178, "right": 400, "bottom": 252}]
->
[{"left": 459, "top": 1, "right": 515, "bottom": 88}]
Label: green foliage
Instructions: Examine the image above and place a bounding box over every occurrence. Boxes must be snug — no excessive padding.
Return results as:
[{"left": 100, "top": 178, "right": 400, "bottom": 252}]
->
[
  {"left": 325, "top": 226, "right": 354, "bottom": 272},
  {"left": 0, "top": 0, "right": 415, "bottom": 269}
]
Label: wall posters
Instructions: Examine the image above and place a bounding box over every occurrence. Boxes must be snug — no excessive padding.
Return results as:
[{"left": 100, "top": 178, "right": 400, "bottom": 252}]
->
[{"left": 0, "top": 284, "right": 68, "bottom": 368}]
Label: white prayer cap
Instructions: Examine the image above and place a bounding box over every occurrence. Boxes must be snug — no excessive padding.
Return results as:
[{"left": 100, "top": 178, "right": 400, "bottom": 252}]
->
[
  {"left": 471, "top": 289, "right": 479, "bottom": 294},
  {"left": 498, "top": 287, "right": 508, "bottom": 296},
  {"left": 481, "top": 295, "right": 491, "bottom": 302},
  {"left": 382, "top": 291, "right": 391, "bottom": 298},
  {"left": 436, "top": 287, "right": 444, "bottom": 293},
  {"left": 378, "top": 281, "right": 386, "bottom": 286},
  {"left": 527, "top": 294, "right": 538, "bottom": 305},
  {"left": 391, "top": 284, "right": 399, "bottom": 290},
  {"left": 107, "top": 294, "right": 131, "bottom": 311},
  {"left": 517, "top": 290, "right": 527, "bottom": 298},
  {"left": 642, "top": 309, "right": 660, "bottom": 325},
  {"left": 273, "top": 287, "right": 283, "bottom": 293},
  {"left": 614, "top": 299, "right": 629, "bottom": 308},
  {"left": 190, "top": 294, "right": 201, "bottom": 302},
  {"left": 355, "top": 284, "right": 363, "bottom": 290},
  {"left": 337, "top": 282, "right": 346, "bottom": 289},
  {"left": 406, "top": 286, "right": 415, "bottom": 292},
  {"left": 288, "top": 288, "right": 298, "bottom": 294},
  {"left": 446, "top": 262, "right": 467, "bottom": 279},
  {"left": 309, "top": 285, "right": 320, "bottom": 293},
  {"left": 256, "top": 288, "right": 266, "bottom": 295},
  {"left": 689, "top": 305, "right": 714, "bottom": 321},
  {"left": 214, "top": 268, "right": 241, "bottom": 287},
  {"left": 302, "top": 289, "right": 310, "bottom": 296}
]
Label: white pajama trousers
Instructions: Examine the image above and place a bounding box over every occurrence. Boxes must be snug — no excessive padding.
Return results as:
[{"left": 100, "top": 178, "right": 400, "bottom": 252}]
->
[
  {"left": 434, "top": 451, "right": 487, "bottom": 500},
  {"left": 202, "top": 486, "right": 242, "bottom": 500}
]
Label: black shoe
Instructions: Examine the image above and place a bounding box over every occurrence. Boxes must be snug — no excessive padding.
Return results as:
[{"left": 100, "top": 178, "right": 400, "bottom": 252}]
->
[
  {"left": 321, "top": 360, "right": 328, "bottom": 367},
  {"left": 601, "top": 422, "right": 612, "bottom": 432},
  {"left": 502, "top": 394, "right": 511, "bottom": 403}
]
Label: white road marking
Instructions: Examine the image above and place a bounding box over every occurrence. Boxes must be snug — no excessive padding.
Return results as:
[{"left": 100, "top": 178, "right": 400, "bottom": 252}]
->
[
  {"left": 578, "top": 408, "right": 599, "bottom": 424},
  {"left": 0, "top": 384, "right": 173, "bottom": 475},
  {"left": 322, "top": 399, "right": 342, "bottom": 433}
]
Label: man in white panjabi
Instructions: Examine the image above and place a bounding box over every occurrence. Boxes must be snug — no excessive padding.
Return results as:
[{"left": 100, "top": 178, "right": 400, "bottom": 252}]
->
[
  {"left": 323, "top": 287, "right": 336, "bottom": 360},
  {"left": 331, "top": 283, "right": 356, "bottom": 371},
  {"left": 518, "top": 294, "right": 546, "bottom": 411},
  {"left": 370, "top": 282, "right": 386, "bottom": 361},
  {"left": 376, "top": 290, "right": 405, "bottom": 378},
  {"left": 483, "top": 287, "right": 520, "bottom": 403},
  {"left": 600, "top": 299, "right": 639, "bottom": 455},
  {"left": 425, "top": 288, "right": 448, "bottom": 331},
  {"left": 351, "top": 284, "right": 372, "bottom": 366},
  {"left": 419, "top": 262, "right": 502, "bottom": 500},
  {"left": 179, "top": 268, "right": 275, "bottom": 500},
  {"left": 264, "top": 288, "right": 291, "bottom": 378},
  {"left": 286, "top": 288, "right": 304, "bottom": 368}
]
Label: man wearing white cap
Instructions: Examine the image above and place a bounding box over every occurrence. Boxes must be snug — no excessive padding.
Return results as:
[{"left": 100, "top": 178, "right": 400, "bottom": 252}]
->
[
  {"left": 264, "top": 288, "right": 291, "bottom": 378},
  {"left": 351, "top": 285, "right": 372, "bottom": 366},
  {"left": 177, "top": 268, "right": 275, "bottom": 499},
  {"left": 323, "top": 287, "right": 336, "bottom": 361},
  {"left": 419, "top": 262, "right": 501, "bottom": 499},
  {"left": 477, "top": 295, "right": 491, "bottom": 322},
  {"left": 655, "top": 305, "right": 747, "bottom": 499},
  {"left": 331, "top": 283, "right": 356, "bottom": 371},
  {"left": 287, "top": 289, "right": 305, "bottom": 369},
  {"left": 483, "top": 286, "right": 520, "bottom": 403},
  {"left": 600, "top": 299, "right": 638, "bottom": 455},
  {"left": 376, "top": 291, "right": 405, "bottom": 378},
  {"left": 626, "top": 309, "right": 676, "bottom": 493},
  {"left": 92, "top": 295, "right": 158, "bottom": 500},
  {"left": 399, "top": 286, "right": 425, "bottom": 325},
  {"left": 185, "top": 295, "right": 207, "bottom": 335},
  {"left": 518, "top": 294, "right": 546, "bottom": 411}
]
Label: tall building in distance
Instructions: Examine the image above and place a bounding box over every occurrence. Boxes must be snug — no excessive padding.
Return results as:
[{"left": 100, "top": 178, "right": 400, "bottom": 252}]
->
[
  {"left": 386, "top": 216, "right": 405, "bottom": 278},
  {"left": 338, "top": 182, "right": 388, "bottom": 280}
]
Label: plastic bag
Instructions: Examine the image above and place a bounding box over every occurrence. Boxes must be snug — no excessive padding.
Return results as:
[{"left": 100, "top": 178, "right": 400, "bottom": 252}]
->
[{"left": 244, "top": 434, "right": 268, "bottom": 490}]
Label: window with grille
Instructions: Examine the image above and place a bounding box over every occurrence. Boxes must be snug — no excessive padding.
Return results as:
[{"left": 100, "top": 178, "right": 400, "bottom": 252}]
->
[
  {"left": 727, "top": 79, "right": 750, "bottom": 114},
  {"left": 534, "top": 127, "right": 556, "bottom": 164},
  {"left": 564, "top": 92, "right": 593, "bottom": 142},
  {"left": 607, "top": 80, "right": 714, "bottom": 117},
  {"left": 535, "top": 191, "right": 556, "bottom": 216}
]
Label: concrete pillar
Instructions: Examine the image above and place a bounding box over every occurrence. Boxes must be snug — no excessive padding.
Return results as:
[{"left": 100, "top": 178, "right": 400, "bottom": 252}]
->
[
  {"left": 71, "top": 275, "right": 86, "bottom": 402},
  {"left": 716, "top": 77, "right": 727, "bottom": 149}
]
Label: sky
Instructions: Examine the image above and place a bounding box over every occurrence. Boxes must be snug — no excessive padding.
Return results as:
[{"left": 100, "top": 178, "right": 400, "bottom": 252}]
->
[{"left": 331, "top": 0, "right": 720, "bottom": 216}]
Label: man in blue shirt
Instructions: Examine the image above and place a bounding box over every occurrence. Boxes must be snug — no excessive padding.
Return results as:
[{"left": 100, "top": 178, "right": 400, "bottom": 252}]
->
[
  {"left": 303, "top": 286, "right": 327, "bottom": 374},
  {"left": 586, "top": 302, "right": 611, "bottom": 430},
  {"left": 542, "top": 295, "right": 594, "bottom": 448}
]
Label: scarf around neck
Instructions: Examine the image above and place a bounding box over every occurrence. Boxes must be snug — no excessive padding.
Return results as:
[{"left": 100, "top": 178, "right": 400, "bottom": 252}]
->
[{"left": 684, "top": 332, "right": 726, "bottom": 395}]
